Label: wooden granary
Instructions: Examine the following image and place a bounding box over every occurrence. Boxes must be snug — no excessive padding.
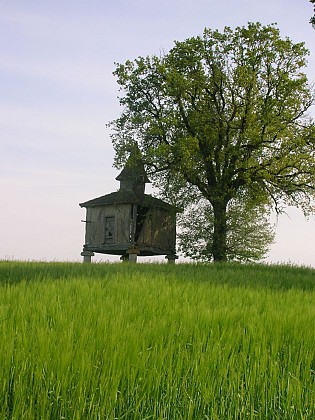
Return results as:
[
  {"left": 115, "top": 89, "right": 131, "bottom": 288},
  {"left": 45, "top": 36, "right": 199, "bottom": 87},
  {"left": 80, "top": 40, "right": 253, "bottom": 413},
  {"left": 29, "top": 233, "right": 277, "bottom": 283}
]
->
[{"left": 79, "top": 151, "right": 178, "bottom": 263}]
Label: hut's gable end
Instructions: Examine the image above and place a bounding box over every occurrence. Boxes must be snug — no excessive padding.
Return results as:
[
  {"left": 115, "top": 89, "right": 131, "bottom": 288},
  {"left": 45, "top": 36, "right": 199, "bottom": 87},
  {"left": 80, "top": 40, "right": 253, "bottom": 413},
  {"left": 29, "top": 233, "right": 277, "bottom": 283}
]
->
[{"left": 84, "top": 204, "right": 132, "bottom": 247}]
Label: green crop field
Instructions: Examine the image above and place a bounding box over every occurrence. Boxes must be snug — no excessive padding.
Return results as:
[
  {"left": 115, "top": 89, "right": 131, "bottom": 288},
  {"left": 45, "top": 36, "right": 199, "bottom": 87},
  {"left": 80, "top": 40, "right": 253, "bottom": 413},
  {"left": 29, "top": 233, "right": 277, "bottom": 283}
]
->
[{"left": 1, "top": 261, "right": 315, "bottom": 419}]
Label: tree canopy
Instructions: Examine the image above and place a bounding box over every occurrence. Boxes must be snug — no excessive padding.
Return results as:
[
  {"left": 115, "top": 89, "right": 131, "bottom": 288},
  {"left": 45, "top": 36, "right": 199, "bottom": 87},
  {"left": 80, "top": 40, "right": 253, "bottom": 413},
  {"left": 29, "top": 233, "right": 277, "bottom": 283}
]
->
[
  {"left": 109, "top": 22, "right": 315, "bottom": 262},
  {"left": 310, "top": 0, "right": 315, "bottom": 26},
  {"left": 179, "top": 194, "right": 275, "bottom": 263}
]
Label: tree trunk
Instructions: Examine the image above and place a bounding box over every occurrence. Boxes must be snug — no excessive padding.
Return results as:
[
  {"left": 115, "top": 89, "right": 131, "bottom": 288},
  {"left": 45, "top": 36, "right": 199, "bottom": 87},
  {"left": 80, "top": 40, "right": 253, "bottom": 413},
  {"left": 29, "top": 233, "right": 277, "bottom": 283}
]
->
[{"left": 212, "top": 201, "right": 228, "bottom": 262}]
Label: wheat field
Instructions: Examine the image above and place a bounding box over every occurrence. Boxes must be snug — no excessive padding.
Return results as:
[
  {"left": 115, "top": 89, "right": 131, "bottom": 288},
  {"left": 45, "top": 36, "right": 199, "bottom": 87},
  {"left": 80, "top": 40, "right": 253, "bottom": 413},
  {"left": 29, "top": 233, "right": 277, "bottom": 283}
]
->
[{"left": 1, "top": 261, "right": 315, "bottom": 419}]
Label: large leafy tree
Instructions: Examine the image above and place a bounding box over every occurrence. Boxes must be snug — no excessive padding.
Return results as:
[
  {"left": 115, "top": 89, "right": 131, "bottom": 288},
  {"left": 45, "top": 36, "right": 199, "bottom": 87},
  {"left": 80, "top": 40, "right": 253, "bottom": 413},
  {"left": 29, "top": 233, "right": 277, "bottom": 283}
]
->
[
  {"left": 109, "top": 22, "right": 315, "bottom": 262},
  {"left": 178, "top": 193, "right": 275, "bottom": 263}
]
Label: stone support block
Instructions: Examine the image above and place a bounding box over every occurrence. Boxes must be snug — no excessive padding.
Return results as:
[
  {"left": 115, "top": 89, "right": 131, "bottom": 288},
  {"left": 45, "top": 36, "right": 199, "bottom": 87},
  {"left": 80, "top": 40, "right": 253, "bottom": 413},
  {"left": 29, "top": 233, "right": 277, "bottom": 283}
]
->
[
  {"left": 165, "top": 254, "right": 179, "bottom": 264},
  {"left": 81, "top": 250, "right": 94, "bottom": 263},
  {"left": 127, "top": 247, "right": 140, "bottom": 263}
]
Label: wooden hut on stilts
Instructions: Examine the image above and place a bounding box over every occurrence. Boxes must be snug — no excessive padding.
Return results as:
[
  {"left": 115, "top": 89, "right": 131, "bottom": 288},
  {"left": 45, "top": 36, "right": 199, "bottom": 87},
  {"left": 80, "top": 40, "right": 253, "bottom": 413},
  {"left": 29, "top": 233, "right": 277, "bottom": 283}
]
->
[{"left": 80, "top": 149, "right": 178, "bottom": 263}]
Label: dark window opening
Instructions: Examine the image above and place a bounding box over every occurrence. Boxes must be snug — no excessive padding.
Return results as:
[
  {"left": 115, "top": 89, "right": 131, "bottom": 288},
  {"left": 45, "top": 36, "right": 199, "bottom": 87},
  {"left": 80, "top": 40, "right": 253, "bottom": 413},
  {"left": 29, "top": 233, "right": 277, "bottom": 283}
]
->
[{"left": 105, "top": 216, "right": 115, "bottom": 243}]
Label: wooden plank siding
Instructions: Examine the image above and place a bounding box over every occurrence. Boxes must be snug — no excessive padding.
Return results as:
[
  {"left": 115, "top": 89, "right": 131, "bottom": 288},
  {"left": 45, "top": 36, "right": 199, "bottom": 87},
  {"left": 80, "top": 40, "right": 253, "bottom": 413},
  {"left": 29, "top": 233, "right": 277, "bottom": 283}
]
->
[{"left": 83, "top": 203, "right": 176, "bottom": 256}]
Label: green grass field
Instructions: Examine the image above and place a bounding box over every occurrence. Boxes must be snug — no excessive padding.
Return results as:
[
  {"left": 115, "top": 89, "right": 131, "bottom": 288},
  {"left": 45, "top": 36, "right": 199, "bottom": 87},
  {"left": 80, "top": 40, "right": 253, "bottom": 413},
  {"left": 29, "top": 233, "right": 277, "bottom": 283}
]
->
[{"left": 1, "top": 261, "right": 315, "bottom": 419}]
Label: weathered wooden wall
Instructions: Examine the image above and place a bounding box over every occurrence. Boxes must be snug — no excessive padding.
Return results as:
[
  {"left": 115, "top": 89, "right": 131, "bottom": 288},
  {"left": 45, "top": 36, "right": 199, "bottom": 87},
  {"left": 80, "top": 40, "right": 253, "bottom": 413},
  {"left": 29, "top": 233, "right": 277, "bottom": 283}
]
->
[
  {"left": 83, "top": 203, "right": 176, "bottom": 255},
  {"left": 85, "top": 204, "right": 132, "bottom": 246},
  {"left": 137, "top": 207, "right": 176, "bottom": 250}
]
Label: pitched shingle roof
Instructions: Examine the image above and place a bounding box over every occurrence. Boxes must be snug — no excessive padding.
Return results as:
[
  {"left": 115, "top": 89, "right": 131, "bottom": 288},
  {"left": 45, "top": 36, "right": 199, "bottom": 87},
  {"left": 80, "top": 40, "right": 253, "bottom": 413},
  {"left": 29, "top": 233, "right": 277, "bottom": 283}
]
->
[{"left": 80, "top": 190, "right": 175, "bottom": 211}]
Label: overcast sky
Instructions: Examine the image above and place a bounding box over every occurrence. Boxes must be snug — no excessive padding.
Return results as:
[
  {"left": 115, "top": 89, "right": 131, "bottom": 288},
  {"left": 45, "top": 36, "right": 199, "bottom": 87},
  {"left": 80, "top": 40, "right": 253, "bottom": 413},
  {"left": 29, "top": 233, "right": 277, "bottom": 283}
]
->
[{"left": 1, "top": 0, "right": 315, "bottom": 265}]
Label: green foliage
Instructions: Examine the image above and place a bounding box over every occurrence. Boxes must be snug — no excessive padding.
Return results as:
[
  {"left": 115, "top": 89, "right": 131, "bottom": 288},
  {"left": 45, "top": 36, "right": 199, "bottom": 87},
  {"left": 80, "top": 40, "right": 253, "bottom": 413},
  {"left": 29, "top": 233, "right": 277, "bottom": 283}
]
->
[
  {"left": 310, "top": 0, "right": 315, "bottom": 26},
  {"left": 179, "top": 194, "right": 275, "bottom": 262},
  {"left": 109, "top": 22, "right": 315, "bottom": 261},
  {"left": 1, "top": 261, "right": 315, "bottom": 419}
]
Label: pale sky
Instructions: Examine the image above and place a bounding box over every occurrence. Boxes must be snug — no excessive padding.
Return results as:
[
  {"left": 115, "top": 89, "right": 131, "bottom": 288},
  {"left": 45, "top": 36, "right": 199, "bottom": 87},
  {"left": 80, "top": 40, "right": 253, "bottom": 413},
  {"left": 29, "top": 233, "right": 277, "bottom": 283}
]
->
[{"left": 1, "top": 0, "right": 315, "bottom": 265}]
